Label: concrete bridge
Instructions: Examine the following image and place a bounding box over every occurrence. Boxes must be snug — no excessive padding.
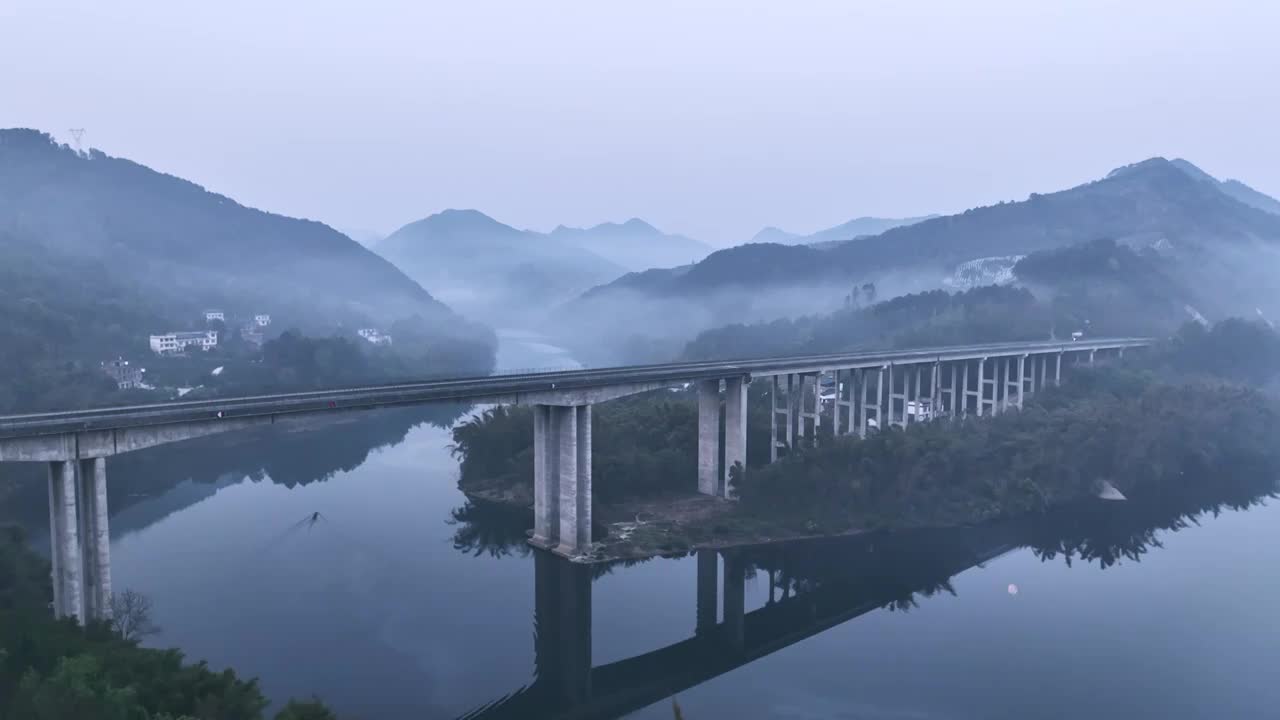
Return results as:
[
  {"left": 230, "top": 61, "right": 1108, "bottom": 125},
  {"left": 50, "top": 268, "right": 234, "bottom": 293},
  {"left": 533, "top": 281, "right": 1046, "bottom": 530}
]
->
[
  {"left": 461, "top": 521, "right": 1024, "bottom": 720},
  {"left": 0, "top": 337, "right": 1148, "bottom": 622}
]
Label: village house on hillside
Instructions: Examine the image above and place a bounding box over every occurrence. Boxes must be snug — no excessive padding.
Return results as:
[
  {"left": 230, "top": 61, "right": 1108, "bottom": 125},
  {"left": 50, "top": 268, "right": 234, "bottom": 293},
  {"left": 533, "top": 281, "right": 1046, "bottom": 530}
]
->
[
  {"left": 100, "top": 358, "right": 145, "bottom": 389},
  {"left": 204, "top": 309, "right": 225, "bottom": 322},
  {"left": 150, "top": 330, "right": 218, "bottom": 354}
]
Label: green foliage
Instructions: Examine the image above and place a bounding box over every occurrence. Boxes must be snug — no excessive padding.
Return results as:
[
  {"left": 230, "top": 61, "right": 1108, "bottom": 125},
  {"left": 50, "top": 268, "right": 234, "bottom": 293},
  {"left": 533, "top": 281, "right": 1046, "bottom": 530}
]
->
[
  {"left": 11, "top": 655, "right": 146, "bottom": 720},
  {"left": 452, "top": 392, "right": 699, "bottom": 503},
  {"left": 683, "top": 285, "right": 1051, "bottom": 360},
  {"left": 272, "top": 699, "right": 338, "bottom": 720},
  {"left": 0, "top": 525, "right": 50, "bottom": 611},
  {"left": 1158, "top": 318, "right": 1280, "bottom": 386},
  {"left": 734, "top": 370, "right": 1280, "bottom": 532}
]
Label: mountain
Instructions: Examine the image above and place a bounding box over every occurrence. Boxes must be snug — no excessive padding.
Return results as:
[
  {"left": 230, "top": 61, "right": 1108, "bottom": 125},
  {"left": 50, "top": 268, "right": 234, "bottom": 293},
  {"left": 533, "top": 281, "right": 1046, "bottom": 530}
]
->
[
  {"left": 377, "top": 209, "right": 625, "bottom": 326},
  {"left": 548, "top": 218, "right": 710, "bottom": 270},
  {"left": 1169, "top": 158, "right": 1280, "bottom": 216},
  {"left": 556, "top": 157, "right": 1280, "bottom": 364},
  {"left": 682, "top": 238, "right": 1200, "bottom": 362},
  {"left": 750, "top": 215, "right": 937, "bottom": 247},
  {"left": 0, "top": 128, "right": 495, "bottom": 412}
]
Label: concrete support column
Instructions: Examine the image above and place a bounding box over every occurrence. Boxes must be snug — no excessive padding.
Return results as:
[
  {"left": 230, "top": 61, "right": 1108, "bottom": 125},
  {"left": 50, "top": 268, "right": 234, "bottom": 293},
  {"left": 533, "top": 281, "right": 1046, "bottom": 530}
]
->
[
  {"left": 722, "top": 550, "right": 745, "bottom": 652},
  {"left": 533, "top": 405, "right": 559, "bottom": 547},
  {"left": 557, "top": 405, "right": 592, "bottom": 557},
  {"left": 997, "top": 358, "right": 1009, "bottom": 412},
  {"left": 949, "top": 362, "right": 959, "bottom": 418},
  {"left": 47, "top": 461, "right": 83, "bottom": 621},
  {"left": 770, "top": 375, "right": 795, "bottom": 462},
  {"left": 695, "top": 550, "right": 718, "bottom": 636},
  {"left": 931, "top": 362, "right": 942, "bottom": 420},
  {"left": 1055, "top": 352, "right": 1063, "bottom": 385},
  {"left": 845, "top": 369, "right": 861, "bottom": 434},
  {"left": 830, "top": 371, "right": 840, "bottom": 438},
  {"left": 1015, "top": 355, "right": 1026, "bottom": 409},
  {"left": 886, "top": 364, "right": 897, "bottom": 428},
  {"left": 78, "top": 457, "right": 112, "bottom": 620},
  {"left": 1089, "top": 349, "right": 1096, "bottom": 366},
  {"left": 770, "top": 375, "right": 780, "bottom": 462},
  {"left": 786, "top": 374, "right": 800, "bottom": 449},
  {"left": 533, "top": 404, "right": 593, "bottom": 557},
  {"left": 858, "top": 368, "right": 874, "bottom": 437},
  {"left": 696, "top": 380, "right": 720, "bottom": 496},
  {"left": 723, "top": 377, "right": 747, "bottom": 498},
  {"left": 977, "top": 357, "right": 992, "bottom": 416}
]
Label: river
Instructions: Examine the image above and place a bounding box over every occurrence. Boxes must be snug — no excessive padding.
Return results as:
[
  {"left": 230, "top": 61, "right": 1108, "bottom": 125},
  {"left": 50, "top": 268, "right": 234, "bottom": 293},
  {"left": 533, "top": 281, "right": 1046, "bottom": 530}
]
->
[{"left": 3, "top": 331, "right": 1280, "bottom": 719}]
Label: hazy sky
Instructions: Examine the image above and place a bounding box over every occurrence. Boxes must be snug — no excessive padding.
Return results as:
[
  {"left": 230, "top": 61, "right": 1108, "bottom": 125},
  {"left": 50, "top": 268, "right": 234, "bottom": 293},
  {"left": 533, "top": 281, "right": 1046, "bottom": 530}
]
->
[{"left": 3, "top": 1, "right": 1277, "bottom": 245}]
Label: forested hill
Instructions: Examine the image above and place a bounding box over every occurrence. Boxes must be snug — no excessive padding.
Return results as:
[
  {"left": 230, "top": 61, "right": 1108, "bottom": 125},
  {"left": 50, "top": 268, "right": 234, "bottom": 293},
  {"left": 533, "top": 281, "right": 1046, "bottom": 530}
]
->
[
  {"left": 0, "top": 129, "right": 496, "bottom": 413},
  {"left": 681, "top": 238, "right": 1197, "bottom": 361},
  {"left": 0, "top": 129, "right": 483, "bottom": 337}
]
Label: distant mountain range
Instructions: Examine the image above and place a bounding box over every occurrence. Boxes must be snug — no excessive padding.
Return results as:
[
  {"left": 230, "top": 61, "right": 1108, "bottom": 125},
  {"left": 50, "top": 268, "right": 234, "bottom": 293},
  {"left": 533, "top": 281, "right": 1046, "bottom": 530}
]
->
[
  {"left": 554, "top": 157, "right": 1280, "bottom": 364},
  {"left": 549, "top": 218, "right": 710, "bottom": 269},
  {"left": 377, "top": 209, "right": 710, "bottom": 326},
  {"left": 751, "top": 215, "right": 937, "bottom": 247}
]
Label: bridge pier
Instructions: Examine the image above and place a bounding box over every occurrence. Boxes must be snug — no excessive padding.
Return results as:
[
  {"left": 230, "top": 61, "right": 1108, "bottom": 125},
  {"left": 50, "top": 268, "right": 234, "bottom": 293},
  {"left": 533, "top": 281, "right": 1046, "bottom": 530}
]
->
[
  {"left": 696, "top": 377, "right": 747, "bottom": 498},
  {"left": 46, "top": 456, "right": 113, "bottom": 623},
  {"left": 697, "top": 380, "right": 720, "bottom": 496},
  {"left": 533, "top": 404, "right": 593, "bottom": 557},
  {"left": 48, "top": 460, "right": 82, "bottom": 621},
  {"left": 723, "top": 377, "right": 747, "bottom": 497}
]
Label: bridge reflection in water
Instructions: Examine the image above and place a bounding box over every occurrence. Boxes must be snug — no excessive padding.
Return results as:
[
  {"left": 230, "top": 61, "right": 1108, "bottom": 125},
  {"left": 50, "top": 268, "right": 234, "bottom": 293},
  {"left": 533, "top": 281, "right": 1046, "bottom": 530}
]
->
[
  {"left": 464, "top": 525, "right": 1021, "bottom": 720},
  {"left": 458, "top": 465, "right": 1276, "bottom": 720}
]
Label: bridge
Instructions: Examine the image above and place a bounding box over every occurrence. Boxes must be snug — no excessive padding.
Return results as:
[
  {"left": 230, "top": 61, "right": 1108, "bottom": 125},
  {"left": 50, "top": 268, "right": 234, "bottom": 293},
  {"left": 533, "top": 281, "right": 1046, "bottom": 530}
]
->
[{"left": 0, "top": 337, "right": 1148, "bottom": 623}]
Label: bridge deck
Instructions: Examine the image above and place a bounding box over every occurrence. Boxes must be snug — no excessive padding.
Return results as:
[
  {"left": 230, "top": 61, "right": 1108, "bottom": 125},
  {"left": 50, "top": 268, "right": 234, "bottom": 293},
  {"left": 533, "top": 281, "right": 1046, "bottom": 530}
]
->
[{"left": 0, "top": 338, "right": 1148, "bottom": 439}]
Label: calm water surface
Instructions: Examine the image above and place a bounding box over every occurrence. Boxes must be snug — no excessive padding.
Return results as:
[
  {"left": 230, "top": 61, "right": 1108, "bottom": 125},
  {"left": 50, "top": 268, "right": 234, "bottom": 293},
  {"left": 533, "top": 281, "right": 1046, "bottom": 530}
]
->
[{"left": 5, "top": 333, "right": 1280, "bottom": 719}]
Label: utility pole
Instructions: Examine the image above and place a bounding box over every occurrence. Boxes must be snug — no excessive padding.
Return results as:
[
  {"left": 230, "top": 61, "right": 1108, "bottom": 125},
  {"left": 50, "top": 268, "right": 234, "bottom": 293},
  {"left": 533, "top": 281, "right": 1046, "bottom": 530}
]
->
[{"left": 69, "top": 128, "right": 86, "bottom": 155}]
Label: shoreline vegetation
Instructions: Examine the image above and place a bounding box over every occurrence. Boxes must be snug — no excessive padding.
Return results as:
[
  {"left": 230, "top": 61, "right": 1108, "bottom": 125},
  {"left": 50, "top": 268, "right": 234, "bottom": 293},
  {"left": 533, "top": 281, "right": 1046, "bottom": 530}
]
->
[
  {"left": 0, "top": 526, "right": 340, "bottom": 720},
  {"left": 452, "top": 318, "right": 1280, "bottom": 561}
]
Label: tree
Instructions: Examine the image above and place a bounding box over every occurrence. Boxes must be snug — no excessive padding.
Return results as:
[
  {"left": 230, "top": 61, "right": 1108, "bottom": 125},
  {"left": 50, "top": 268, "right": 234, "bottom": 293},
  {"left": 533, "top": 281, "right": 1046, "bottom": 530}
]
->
[
  {"left": 274, "top": 698, "right": 339, "bottom": 720},
  {"left": 11, "top": 655, "right": 146, "bottom": 720},
  {"left": 110, "top": 589, "right": 161, "bottom": 642}
]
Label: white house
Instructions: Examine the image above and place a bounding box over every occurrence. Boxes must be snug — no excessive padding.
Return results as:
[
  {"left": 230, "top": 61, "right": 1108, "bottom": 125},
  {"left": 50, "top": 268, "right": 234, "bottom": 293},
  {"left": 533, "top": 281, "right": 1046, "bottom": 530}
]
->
[
  {"left": 150, "top": 330, "right": 219, "bottom": 354},
  {"left": 357, "top": 328, "right": 393, "bottom": 346},
  {"left": 204, "top": 310, "right": 225, "bottom": 322},
  {"left": 254, "top": 314, "right": 271, "bottom": 327}
]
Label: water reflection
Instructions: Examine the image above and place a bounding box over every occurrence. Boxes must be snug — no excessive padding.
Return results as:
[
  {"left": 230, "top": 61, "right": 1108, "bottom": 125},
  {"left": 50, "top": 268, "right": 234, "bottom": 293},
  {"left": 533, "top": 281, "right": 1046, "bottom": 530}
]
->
[
  {"left": 1, "top": 398, "right": 1276, "bottom": 719},
  {"left": 0, "top": 404, "right": 463, "bottom": 540},
  {"left": 454, "top": 472, "right": 1278, "bottom": 720}
]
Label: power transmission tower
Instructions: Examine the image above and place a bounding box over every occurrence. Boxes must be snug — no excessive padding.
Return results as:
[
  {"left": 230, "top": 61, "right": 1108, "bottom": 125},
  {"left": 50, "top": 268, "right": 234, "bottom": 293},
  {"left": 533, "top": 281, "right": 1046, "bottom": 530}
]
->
[{"left": 69, "top": 128, "right": 86, "bottom": 154}]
